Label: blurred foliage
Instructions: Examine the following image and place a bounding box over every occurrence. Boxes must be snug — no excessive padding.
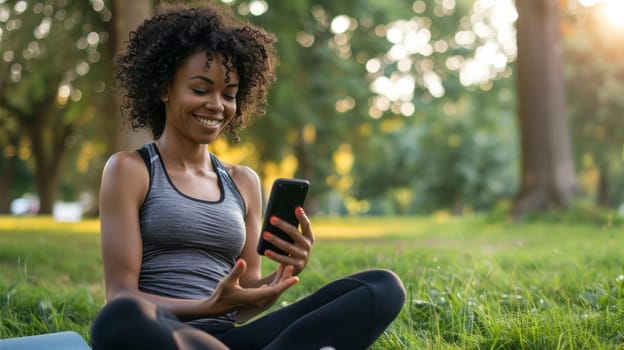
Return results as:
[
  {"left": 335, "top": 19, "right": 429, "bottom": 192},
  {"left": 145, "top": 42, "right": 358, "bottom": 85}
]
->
[
  {"left": 0, "top": 0, "right": 621, "bottom": 215},
  {"left": 0, "top": 0, "right": 113, "bottom": 213},
  {"left": 563, "top": 4, "right": 624, "bottom": 208},
  {"left": 225, "top": 0, "right": 521, "bottom": 215},
  {"left": 354, "top": 80, "right": 518, "bottom": 215}
]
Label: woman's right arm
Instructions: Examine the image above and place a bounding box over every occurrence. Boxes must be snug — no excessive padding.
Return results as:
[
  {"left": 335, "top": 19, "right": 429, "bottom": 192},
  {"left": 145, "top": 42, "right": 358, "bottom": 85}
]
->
[
  {"left": 99, "top": 151, "right": 147, "bottom": 302},
  {"left": 98, "top": 151, "right": 298, "bottom": 321}
]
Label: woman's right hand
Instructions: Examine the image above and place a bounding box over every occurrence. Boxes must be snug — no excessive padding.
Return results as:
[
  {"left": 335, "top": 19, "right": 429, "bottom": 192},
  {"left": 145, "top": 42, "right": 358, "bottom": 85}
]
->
[{"left": 202, "top": 259, "right": 298, "bottom": 316}]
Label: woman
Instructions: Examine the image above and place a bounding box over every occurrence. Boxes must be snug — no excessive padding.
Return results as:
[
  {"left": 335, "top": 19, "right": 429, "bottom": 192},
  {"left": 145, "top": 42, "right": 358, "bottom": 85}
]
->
[{"left": 91, "top": 2, "right": 405, "bottom": 349}]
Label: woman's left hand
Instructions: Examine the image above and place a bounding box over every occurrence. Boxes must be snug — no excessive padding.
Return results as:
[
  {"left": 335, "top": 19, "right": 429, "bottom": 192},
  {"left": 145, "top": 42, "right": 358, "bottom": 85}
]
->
[{"left": 262, "top": 206, "right": 313, "bottom": 275}]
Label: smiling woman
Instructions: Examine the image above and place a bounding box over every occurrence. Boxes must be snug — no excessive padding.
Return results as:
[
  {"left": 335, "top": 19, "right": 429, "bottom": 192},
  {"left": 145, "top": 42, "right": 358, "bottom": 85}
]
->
[{"left": 91, "top": 1, "right": 405, "bottom": 349}]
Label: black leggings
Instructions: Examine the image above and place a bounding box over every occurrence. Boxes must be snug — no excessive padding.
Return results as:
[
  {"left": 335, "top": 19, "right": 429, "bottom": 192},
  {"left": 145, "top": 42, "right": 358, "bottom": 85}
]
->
[{"left": 91, "top": 269, "right": 405, "bottom": 350}]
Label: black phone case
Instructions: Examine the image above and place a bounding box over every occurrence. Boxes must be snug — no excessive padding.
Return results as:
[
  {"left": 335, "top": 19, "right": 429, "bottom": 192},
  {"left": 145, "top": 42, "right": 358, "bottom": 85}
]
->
[{"left": 257, "top": 178, "right": 309, "bottom": 256}]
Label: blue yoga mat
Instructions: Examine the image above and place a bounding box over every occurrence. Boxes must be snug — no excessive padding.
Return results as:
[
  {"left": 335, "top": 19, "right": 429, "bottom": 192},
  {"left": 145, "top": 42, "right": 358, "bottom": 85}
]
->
[{"left": 0, "top": 331, "right": 91, "bottom": 350}]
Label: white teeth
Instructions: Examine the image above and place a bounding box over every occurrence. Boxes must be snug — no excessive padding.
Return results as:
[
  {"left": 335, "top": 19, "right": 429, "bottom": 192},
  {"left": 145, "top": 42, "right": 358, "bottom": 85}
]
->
[{"left": 195, "top": 116, "right": 220, "bottom": 126}]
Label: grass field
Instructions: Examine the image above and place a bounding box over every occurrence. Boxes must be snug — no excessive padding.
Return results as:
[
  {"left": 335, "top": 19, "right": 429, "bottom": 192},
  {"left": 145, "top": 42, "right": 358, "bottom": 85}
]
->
[{"left": 1, "top": 213, "right": 623, "bottom": 349}]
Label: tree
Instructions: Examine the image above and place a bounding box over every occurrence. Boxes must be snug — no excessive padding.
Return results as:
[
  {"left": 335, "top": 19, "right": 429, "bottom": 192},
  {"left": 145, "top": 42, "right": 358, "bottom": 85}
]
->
[
  {"left": 512, "top": 0, "right": 578, "bottom": 215},
  {"left": 0, "top": 0, "right": 154, "bottom": 215},
  {"left": 109, "top": 0, "right": 153, "bottom": 153},
  {"left": 0, "top": 1, "right": 112, "bottom": 213}
]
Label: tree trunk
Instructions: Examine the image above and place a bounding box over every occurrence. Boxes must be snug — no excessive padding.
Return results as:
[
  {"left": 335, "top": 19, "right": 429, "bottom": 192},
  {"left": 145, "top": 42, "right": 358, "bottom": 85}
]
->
[
  {"left": 295, "top": 126, "right": 319, "bottom": 213},
  {"left": 33, "top": 158, "right": 62, "bottom": 215},
  {"left": 597, "top": 168, "right": 609, "bottom": 207},
  {"left": 21, "top": 95, "right": 73, "bottom": 214},
  {"left": 0, "top": 53, "right": 14, "bottom": 213},
  {"left": 110, "top": 0, "right": 153, "bottom": 152},
  {"left": 0, "top": 135, "right": 19, "bottom": 213},
  {"left": 512, "top": 0, "right": 578, "bottom": 215}
]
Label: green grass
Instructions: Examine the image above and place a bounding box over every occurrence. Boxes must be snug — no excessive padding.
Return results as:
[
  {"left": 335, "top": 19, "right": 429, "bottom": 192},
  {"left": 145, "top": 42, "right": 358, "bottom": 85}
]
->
[{"left": 1, "top": 214, "right": 624, "bottom": 349}]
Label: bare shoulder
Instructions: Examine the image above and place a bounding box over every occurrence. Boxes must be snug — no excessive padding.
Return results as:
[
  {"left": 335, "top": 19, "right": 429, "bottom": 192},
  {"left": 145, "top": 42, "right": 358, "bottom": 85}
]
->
[
  {"left": 222, "top": 162, "right": 260, "bottom": 194},
  {"left": 103, "top": 151, "right": 147, "bottom": 178},
  {"left": 101, "top": 150, "right": 149, "bottom": 202},
  {"left": 220, "top": 161, "right": 262, "bottom": 215}
]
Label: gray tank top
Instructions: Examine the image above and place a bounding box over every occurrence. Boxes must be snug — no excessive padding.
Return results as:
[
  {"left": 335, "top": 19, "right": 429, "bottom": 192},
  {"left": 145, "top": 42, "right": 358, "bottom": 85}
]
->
[{"left": 137, "top": 143, "right": 246, "bottom": 329}]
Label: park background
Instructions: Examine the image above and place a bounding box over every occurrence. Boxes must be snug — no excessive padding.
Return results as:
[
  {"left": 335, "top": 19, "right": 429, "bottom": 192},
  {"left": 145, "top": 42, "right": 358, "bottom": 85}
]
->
[{"left": 1, "top": 0, "right": 624, "bottom": 349}]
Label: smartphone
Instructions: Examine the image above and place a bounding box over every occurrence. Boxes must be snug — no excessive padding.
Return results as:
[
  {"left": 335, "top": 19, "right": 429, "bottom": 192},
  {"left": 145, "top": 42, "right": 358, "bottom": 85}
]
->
[{"left": 257, "top": 178, "right": 310, "bottom": 256}]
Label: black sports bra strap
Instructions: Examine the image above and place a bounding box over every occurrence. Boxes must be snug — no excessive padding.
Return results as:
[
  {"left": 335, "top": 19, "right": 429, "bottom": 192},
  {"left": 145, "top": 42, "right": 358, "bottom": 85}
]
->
[{"left": 137, "top": 145, "right": 151, "bottom": 176}]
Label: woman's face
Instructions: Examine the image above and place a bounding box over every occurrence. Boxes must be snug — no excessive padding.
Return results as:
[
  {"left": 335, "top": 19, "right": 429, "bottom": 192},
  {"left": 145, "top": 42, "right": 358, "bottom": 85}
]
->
[{"left": 162, "top": 51, "right": 239, "bottom": 144}]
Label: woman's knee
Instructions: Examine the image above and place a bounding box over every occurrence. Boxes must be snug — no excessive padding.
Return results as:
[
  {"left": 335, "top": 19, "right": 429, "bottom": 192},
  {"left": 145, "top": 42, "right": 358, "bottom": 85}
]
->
[
  {"left": 92, "top": 296, "right": 151, "bottom": 330},
  {"left": 91, "top": 296, "right": 178, "bottom": 350},
  {"left": 351, "top": 269, "right": 406, "bottom": 318},
  {"left": 352, "top": 269, "right": 405, "bottom": 295}
]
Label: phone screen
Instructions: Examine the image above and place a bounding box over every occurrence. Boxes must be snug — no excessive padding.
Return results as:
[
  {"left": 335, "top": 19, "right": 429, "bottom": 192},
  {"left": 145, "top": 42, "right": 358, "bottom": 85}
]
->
[{"left": 257, "top": 178, "right": 309, "bottom": 256}]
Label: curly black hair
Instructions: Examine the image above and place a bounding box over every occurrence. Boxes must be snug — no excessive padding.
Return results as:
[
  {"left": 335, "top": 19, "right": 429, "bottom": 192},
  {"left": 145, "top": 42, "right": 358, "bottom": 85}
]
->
[{"left": 114, "top": 1, "right": 277, "bottom": 141}]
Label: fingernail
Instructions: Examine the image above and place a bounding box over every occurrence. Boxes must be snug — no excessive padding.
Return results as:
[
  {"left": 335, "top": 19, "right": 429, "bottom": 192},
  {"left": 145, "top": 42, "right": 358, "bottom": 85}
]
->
[
  {"left": 236, "top": 260, "right": 244, "bottom": 269},
  {"left": 265, "top": 251, "right": 272, "bottom": 258},
  {"left": 263, "top": 231, "right": 272, "bottom": 240},
  {"left": 295, "top": 206, "right": 304, "bottom": 214},
  {"left": 270, "top": 216, "right": 278, "bottom": 225}
]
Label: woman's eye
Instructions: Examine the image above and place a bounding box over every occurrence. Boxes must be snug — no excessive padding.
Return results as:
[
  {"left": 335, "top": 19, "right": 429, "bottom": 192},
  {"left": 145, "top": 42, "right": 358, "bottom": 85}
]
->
[
  {"left": 192, "top": 88, "right": 207, "bottom": 94},
  {"left": 223, "top": 94, "right": 236, "bottom": 101}
]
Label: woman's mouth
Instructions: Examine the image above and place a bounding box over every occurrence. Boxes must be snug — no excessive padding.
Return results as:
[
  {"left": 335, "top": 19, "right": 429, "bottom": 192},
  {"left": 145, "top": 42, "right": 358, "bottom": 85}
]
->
[{"left": 194, "top": 115, "right": 221, "bottom": 127}]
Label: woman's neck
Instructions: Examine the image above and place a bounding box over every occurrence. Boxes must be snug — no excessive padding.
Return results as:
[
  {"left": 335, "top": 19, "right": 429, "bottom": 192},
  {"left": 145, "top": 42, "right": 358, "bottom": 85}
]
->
[{"left": 155, "top": 136, "right": 212, "bottom": 171}]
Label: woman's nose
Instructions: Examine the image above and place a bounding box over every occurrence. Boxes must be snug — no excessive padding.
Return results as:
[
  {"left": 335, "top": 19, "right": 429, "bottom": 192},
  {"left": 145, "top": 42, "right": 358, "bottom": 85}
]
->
[{"left": 204, "top": 93, "right": 224, "bottom": 112}]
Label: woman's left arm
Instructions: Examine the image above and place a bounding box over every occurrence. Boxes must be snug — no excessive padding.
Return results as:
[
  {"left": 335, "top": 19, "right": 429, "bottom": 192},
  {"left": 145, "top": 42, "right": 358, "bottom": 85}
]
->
[{"left": 229, "top": 165, "right": 313, "bottom": 322}]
